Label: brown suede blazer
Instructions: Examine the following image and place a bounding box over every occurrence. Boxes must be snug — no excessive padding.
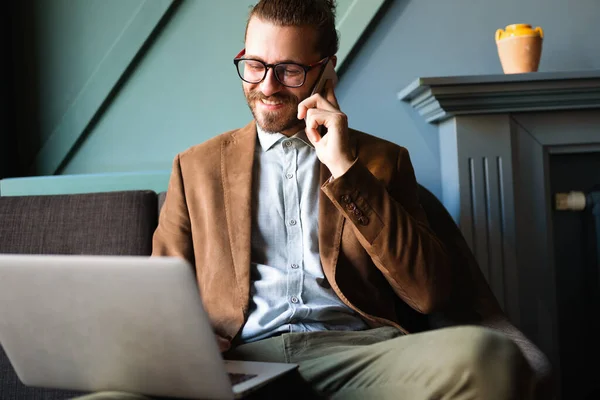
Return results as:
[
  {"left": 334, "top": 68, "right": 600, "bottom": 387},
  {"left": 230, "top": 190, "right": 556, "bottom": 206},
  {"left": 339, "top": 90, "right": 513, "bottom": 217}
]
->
[{"left": 152, "top": 121, "right": 452, "bottom": 344}]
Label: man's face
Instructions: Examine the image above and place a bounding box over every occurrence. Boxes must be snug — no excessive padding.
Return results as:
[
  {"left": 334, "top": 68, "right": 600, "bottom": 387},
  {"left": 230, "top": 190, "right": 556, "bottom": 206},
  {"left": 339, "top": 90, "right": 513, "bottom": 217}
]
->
[{"left": 243, "top": 17, "right": 323, "bottom": 135}]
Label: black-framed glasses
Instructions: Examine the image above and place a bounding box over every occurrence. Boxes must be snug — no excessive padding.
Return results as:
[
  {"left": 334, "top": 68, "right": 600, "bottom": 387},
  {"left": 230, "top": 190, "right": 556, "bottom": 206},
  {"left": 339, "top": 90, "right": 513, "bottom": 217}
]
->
[{"left": 233, "top": 49, "right": 329, "bottom": 88}]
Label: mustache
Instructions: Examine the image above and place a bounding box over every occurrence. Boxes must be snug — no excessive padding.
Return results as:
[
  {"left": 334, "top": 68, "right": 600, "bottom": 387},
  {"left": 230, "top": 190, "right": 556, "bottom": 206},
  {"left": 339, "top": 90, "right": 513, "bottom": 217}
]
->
[{"left": 247, "top": 91, "right": 297, "bottom": 104}]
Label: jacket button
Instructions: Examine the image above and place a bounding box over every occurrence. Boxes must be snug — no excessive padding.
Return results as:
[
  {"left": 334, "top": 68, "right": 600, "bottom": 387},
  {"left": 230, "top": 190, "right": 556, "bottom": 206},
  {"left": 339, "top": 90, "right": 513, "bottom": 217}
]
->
[
  {"left": 358, "top": 216, "right": 369, "bottom": 225},
  {"left": 346, "top": 203, "right": 357, "bottom": 211},
  {"left": 352, "top": 208, "right": 363, "bottom": 216},
  {"left": 341, "top": 194, "right": 351, "bottom": 204}
]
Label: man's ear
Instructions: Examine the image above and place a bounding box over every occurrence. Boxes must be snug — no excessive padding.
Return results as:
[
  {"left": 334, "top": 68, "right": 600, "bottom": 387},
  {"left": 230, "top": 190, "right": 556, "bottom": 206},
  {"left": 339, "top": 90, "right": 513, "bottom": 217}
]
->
[{"left": 331, "top": 55, "right": 337, "bottom": 68}]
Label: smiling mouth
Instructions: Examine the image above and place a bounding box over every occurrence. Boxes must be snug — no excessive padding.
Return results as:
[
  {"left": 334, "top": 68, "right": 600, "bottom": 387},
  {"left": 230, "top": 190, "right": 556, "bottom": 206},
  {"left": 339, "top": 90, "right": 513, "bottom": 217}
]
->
[{"left": 260, "top": 99, "right": 284, "bottom": 106}]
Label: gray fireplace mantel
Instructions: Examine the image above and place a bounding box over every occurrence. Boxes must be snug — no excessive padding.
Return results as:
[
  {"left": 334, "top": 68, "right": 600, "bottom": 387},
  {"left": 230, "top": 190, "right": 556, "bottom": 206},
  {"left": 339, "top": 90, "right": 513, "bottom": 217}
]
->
[
  {"left": 399, "top": 71, "right": 600, "bottom": 398},
  {"left": 398, "top": 70, "right": 600, "bottom": 123}
]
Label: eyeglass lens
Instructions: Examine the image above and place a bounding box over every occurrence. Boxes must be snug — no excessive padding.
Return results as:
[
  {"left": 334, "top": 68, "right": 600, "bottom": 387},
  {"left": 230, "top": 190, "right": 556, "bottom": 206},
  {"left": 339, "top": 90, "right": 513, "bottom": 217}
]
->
[{"left": 237, "top": 60, "right": 306, "bottom": 87}]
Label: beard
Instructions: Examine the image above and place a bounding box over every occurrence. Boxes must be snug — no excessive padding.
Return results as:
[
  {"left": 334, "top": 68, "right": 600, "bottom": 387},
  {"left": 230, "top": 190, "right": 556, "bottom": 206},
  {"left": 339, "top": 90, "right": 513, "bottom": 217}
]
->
[{"left": 244, "top": 89, "right": 303, "bottom": 134}]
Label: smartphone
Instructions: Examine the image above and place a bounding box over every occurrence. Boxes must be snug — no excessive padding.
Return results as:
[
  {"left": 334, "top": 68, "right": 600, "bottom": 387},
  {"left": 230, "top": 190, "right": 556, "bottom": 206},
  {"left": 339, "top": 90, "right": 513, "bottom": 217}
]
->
[
  {"left": 311, "top": 59, "right": 338, "bottom": 96},
  {"left": 310, "top": 60, "right": 338, "bottom": 136}
]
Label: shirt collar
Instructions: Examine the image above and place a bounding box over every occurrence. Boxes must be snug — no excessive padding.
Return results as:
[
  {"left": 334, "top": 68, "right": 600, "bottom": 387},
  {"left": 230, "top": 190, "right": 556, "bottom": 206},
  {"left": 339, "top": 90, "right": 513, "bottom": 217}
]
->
[{"left": 256, "top": 123, "right": 314, "bottom": 151}]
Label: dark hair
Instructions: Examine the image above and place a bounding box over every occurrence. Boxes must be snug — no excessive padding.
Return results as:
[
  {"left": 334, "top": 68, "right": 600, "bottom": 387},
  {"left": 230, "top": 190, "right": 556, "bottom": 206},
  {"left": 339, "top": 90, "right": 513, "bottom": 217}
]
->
[{"left": 246, "top": 0, "right": 339, "bottom": 58}]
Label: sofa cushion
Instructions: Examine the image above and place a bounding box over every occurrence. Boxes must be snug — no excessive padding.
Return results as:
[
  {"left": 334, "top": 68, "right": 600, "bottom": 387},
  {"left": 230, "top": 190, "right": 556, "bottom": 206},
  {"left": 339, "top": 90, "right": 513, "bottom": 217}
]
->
[{"left": 0, "top": 190, "right": 158, "bottom": 255}]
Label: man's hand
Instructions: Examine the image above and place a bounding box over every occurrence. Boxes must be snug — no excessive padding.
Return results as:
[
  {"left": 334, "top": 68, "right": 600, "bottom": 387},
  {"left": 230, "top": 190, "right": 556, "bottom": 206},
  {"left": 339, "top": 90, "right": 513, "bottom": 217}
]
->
[{"left": 297, "top": 81, "right": 355, "bottom": 179}]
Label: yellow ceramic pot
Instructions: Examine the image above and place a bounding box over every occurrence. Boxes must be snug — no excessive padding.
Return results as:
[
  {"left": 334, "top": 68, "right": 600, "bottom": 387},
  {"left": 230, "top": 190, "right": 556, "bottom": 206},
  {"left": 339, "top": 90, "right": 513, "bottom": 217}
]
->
[{"left": 495, "top": 24, "right": 544, "bottom": 74}]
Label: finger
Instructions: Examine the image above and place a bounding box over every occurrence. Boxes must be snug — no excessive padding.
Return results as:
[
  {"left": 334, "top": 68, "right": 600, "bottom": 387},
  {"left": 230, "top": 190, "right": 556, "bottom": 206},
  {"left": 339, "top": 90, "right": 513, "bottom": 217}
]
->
[
  {"left": 305, "top": 108, "right": 341, "bottom": 134},
  {"left": 305, "top": 124, "right": 322, "bottom": 144},
  {"left": 304, "top": 109, "right": 325, "bottom": 143},
  {"left": 297, "top": 93, "right": 337, "bottom": 119}
]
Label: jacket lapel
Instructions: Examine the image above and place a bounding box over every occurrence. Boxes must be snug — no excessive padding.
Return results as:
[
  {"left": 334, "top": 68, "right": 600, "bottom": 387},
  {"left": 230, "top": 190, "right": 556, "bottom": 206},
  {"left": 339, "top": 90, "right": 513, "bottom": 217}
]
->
[{"left": 221, "top": 122, "right": 256, "bottom": 316}]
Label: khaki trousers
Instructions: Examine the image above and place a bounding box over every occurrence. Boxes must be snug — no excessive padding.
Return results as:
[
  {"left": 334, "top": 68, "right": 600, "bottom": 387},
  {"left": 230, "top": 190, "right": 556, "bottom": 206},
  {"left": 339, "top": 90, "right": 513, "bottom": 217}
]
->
[{"left": 72, "top": 325, "right": 534, "bottom": 400}]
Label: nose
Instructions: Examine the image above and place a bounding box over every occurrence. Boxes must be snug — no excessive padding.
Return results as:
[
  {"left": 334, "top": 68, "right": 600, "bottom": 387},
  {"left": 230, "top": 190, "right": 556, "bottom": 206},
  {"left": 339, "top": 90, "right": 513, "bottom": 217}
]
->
[{"left": 259, "top": 68, "right": 282, "bottom": 97}]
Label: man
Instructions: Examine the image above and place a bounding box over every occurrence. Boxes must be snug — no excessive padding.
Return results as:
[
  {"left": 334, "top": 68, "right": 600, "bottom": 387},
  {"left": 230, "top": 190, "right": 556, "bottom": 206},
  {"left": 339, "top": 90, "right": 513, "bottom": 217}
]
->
[{"left": 77, "top": 0, "right": 534, "bottom": 398}]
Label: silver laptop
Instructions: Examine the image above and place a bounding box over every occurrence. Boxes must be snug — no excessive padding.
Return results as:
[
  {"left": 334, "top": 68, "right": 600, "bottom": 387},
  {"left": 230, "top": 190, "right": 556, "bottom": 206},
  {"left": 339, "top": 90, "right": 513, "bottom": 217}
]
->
[{"left": 0, "top": 254, "right": 297, "bottom": 399}]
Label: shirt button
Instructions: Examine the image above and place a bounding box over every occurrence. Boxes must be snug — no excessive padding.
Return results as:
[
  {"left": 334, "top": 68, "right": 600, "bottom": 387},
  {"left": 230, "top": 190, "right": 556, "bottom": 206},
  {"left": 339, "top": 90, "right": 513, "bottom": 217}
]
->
[
  {"left": 291, "top": 296, "right": 299, "bottom": 304},
  {"left": 291, "top": 263, "right": 299, "bottom": 269},
  {"left": 286, "top": 173, "right": 293, "bottom": 179},
  {"left": 289, "top": 219, "right": 297, "bottom": 226},
  {"left": 284, "top": 141, "right": 292, "bottom": 148}
]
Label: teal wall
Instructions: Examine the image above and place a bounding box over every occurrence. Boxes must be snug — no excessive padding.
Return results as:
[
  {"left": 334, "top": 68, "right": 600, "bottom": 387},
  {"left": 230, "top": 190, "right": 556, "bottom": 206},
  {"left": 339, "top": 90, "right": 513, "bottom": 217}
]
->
[
  {"left": 63, "top": 0, "right": 251, "bottom": 175},
  {"left": 10, "top": 0, "right": 173, "bottom": 175},
  {"left": 9, "top": 0, "right": 600, "bottom": 199},
  {"left": 61, "top": 0, "right": 384, "bottom": 175},
  {"left": 9, "top": 0, "right": 383, "bottom": 179}
]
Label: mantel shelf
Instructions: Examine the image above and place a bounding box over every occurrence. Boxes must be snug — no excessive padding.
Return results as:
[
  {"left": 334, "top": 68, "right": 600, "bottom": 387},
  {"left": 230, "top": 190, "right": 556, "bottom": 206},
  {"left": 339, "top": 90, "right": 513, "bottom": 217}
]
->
[{"left": 398, "top": 70, "right": 600, "bottom": 123}]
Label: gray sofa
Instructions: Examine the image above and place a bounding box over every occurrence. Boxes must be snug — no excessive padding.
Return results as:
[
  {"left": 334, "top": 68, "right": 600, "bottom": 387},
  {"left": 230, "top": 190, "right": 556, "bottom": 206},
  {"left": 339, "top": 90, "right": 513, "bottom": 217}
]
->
[
  {"left": 0, "top": 188, "right": 554, "bottom": 399},
  {"left": 0, "top": 191, "right": 159, "bottom": 399}
]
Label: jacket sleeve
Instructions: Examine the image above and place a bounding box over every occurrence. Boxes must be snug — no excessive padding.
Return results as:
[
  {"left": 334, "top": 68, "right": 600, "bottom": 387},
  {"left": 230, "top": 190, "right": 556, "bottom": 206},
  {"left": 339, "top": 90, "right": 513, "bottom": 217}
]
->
[
  {"left": 151, "top": 154, "right": 194, "bottom": 265},
  {"left": 321, "top": 147, "right": 451, "bottom": 313}
]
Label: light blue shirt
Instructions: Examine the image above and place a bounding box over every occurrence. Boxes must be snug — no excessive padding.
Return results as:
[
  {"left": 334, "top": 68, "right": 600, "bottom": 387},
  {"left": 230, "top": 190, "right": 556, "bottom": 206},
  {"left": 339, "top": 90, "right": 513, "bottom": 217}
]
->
[{"left": 240, "top": 126, "right": 368, "bottom": 343}]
